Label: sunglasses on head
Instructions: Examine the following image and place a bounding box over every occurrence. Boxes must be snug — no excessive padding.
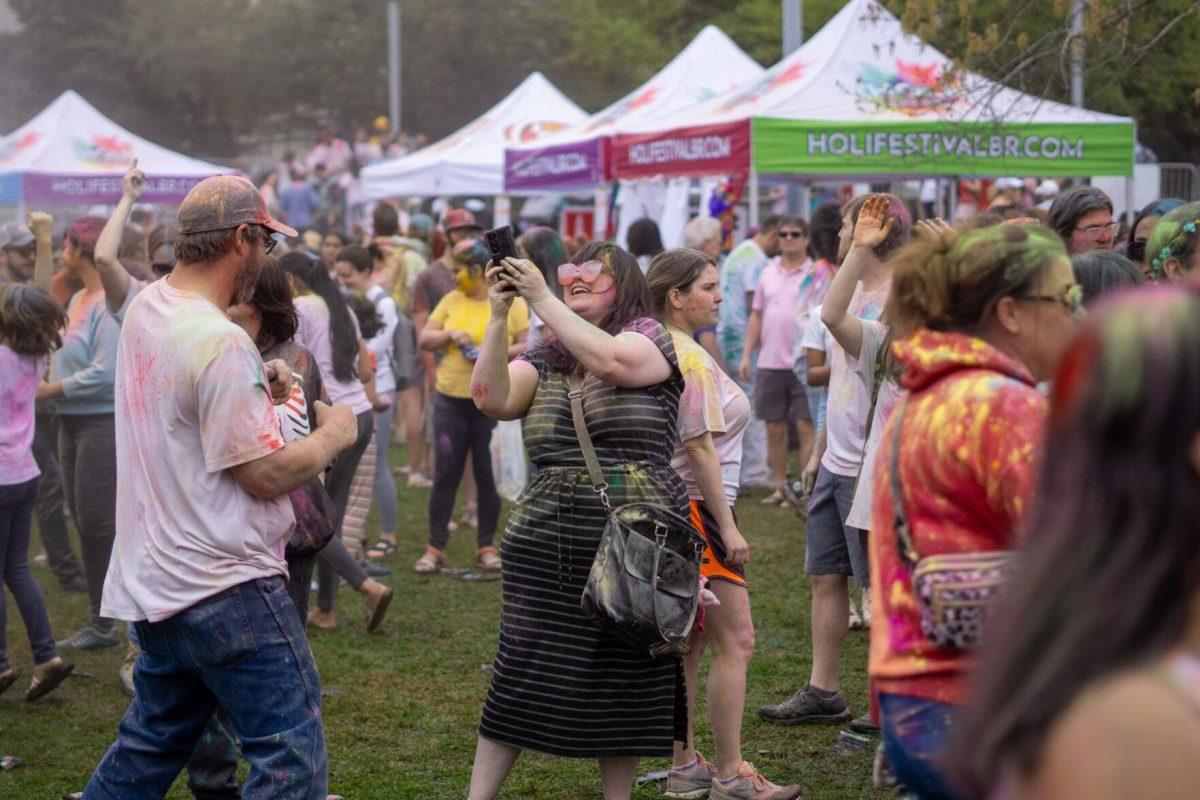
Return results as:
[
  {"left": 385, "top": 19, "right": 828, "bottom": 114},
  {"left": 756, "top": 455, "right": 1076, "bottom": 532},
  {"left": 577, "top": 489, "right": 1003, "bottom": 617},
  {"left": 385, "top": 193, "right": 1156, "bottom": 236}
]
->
[
  {"left": 557, "top": 260, "right": 608, "bottom": 287},
  {"left": 150, "top": 261, "right": 174, "bottom": 278},
  {"left": 778, "top": 230, "right": 807, "bottom": 239}
]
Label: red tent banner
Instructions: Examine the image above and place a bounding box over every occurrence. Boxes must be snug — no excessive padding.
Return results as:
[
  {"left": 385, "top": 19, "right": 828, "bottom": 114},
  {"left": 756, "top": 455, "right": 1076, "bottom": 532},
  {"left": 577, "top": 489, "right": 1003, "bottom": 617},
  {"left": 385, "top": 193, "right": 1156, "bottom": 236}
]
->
[{"left": 613, "top": 120, "right": 750, "bottom": 179}]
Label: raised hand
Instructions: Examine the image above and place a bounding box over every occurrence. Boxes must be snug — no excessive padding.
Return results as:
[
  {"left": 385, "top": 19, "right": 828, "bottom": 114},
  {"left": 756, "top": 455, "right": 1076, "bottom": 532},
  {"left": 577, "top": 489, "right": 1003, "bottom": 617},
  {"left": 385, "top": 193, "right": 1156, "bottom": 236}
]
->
[
  {"left": 914, "top": 217, "right": 957, "bottom": 249},
  {"left": 27, "top": 211, "right": 53, "bottom": 240},
  {"left": 497, "top": 257, "right": 551, "bottom": 305},
  {"left": 123, "top": 159, "right": 147, "bottom": 201},
  {"left": 485, "top": 261, "right": 518, "bottom": 317},
  {"left": 852, "top": 194, "right": 895, "bottom": 250}
]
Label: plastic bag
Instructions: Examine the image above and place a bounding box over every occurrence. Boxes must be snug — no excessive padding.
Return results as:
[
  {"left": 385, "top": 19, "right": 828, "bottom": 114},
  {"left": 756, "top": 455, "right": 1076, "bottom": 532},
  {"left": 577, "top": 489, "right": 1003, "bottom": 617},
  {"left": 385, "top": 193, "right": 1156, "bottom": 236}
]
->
[{"left": 490, "top": 419, "right": 528, "bottom": 502}]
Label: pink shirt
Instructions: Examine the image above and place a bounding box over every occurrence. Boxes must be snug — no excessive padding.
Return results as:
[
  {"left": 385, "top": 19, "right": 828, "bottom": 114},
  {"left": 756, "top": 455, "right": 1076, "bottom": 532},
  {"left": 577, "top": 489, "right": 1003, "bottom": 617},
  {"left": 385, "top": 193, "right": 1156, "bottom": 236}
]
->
[
  {"left": 102, "top": 280, "right": 294, "bottom": 623},
  {"left": 0, "top": 348, "right": 45, "bottom": 486},
  {"left": 751, "top": 258, "right": 811, "bottom": 370}
]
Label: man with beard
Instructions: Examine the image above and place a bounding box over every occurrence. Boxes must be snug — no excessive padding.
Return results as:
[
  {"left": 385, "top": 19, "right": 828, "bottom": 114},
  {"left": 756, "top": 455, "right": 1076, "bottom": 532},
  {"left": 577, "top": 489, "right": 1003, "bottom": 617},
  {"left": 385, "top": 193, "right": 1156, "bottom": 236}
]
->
[{"left": 83, "top": 176, "right": 359, "bottom": 799}]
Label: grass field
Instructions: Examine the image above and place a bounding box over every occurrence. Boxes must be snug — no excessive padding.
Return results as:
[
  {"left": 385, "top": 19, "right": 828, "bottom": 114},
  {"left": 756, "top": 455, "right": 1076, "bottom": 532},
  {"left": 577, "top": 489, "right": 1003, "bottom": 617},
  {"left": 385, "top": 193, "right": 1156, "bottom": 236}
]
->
[{"left": 2, "top": 444, "right": 885, "bottom": 799}]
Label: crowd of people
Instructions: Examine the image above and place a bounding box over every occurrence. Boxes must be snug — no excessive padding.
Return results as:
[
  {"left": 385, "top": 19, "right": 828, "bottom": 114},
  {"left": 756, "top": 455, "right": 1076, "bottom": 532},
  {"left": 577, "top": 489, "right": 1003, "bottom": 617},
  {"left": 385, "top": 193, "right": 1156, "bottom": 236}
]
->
[{"left": 0, "top": 157, "right": 1198, "bottom": 800}]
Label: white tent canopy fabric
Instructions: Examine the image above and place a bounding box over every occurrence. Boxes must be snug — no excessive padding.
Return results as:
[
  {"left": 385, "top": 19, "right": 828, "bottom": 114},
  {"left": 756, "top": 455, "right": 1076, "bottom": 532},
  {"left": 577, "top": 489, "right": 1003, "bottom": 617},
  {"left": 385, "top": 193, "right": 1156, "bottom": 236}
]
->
[
  {"left": 361, "top": 72, "right": 586, "bottom": 199},
  {"left": 612, "top": 0, "right": 1133, "bottom": 180},
  {"left": 0, "top": 90, "right": 232, "bottom": 206},
  {"left": 503, "top": 24, "right": 763, "bottom": 192}
]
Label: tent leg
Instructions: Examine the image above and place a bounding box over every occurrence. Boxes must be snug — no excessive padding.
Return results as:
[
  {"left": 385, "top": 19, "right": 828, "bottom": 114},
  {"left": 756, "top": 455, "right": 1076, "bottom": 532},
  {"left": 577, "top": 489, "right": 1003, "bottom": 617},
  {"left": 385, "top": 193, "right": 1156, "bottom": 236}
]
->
[
  {"left": 801, "top": 182, "right": 812, "bottom": 222},
  {"left": 494, "top": 195, "right": 511, "bottom": 228},
  {"left": 748, "top": 169, "right": 760, "bottom": 229},
  {"left": 593, "top": 184, "right": 609, "bottom": 241},
  {"left": 1124, "top": 174, "right": 1136, "bottom": 227}
]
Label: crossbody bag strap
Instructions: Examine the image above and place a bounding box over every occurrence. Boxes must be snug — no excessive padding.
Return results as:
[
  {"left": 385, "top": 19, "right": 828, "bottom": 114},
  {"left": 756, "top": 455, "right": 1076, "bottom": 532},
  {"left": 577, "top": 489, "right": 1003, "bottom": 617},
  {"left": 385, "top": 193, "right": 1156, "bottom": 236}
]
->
[
  {"left": 889, "top": 396, "right": 920, "bottom": 567},
  {"left": 567, "top": 372, "right": 612, "bottom": 513}
]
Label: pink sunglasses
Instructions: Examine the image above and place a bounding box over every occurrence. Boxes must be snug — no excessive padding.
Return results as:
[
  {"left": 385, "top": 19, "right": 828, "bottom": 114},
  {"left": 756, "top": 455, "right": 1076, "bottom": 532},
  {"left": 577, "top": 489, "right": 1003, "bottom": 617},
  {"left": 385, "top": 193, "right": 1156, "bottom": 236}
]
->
[{"left": 557, "top": 260, "right": 608, "bottom": 287}]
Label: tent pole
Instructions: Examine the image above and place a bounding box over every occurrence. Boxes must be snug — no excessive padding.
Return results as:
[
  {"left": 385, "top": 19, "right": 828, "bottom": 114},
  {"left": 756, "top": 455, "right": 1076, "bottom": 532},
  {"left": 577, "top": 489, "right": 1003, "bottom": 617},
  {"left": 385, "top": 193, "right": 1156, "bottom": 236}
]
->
[
  {"left": 801, "top": 182, "right": 811, "bottom": 222},
  {"left": 1124, "top": 121, "right": 1138, "bottom": 226},
  {"left": 593, "top": 184, "right": 609, "bottom": 240},
  {"left": 494, "top": 195, "right": 511, "bottom": 228},
  {"left": 748, "top": 168, "right": 760, "bottom": 229}
]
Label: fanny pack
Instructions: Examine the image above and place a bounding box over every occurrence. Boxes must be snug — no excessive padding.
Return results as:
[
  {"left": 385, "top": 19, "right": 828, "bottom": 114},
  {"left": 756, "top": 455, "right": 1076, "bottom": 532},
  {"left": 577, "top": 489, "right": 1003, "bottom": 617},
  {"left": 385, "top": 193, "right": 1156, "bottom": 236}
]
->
[
  {"left": 567, "top": 373, "right": 705, "bottom": 659},
  {"left": 889, "top": 397, "right": 1018, "bottom": 651}
]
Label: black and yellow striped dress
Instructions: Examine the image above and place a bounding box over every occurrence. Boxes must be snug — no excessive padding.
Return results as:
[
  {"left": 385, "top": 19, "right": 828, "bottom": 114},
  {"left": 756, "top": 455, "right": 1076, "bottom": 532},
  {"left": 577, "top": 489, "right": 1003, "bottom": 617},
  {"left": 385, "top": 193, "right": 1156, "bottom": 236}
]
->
[{"left": 479, "top": 317, "right": 689, "bottom": 758}]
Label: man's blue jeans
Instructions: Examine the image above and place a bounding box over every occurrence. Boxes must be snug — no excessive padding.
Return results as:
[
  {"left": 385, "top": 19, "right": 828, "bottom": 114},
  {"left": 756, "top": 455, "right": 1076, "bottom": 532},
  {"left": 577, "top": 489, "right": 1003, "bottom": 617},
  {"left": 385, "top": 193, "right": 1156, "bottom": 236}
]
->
[
  {"left": 879, "top": 692, "right": 964, "bottom": 800},
  {"left": 83, "top": 576, "right": 327, "bottom": 800}
]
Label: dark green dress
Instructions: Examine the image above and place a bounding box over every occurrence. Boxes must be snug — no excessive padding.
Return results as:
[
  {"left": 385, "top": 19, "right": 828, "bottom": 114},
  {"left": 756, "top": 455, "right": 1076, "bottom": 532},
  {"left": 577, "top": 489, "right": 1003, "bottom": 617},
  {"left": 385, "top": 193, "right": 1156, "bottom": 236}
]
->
[{"left": 479, "top": 317, "right": 689, "bottom": 757}]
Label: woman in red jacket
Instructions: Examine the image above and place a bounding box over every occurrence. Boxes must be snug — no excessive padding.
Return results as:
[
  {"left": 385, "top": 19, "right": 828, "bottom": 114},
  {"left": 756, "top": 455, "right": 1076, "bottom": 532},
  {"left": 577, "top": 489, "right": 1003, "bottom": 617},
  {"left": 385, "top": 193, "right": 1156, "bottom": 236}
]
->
[{"left": 868, "top": 222, "right": 1082, "bottom": 798}]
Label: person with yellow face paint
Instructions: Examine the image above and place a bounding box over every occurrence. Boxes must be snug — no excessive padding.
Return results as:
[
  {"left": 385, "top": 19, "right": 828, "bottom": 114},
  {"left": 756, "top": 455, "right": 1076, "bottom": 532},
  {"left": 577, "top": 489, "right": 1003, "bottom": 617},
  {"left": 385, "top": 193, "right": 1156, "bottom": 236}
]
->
[{"left": 417, "top": 240, "right": 529, "bottom": 574}]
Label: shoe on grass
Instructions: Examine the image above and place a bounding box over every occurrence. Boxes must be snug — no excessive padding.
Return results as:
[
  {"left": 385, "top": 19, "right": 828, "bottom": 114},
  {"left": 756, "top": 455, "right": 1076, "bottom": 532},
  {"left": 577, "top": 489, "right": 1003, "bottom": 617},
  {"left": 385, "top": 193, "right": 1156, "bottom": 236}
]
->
[
  {"left": 664, "top": 751, "right": 717, "bottom": 798},
  {"left": 848, "top": 713, "right": 879, "bottom": 735},
  {"left": 709, "top": 762, "right": 802, "bottom": 800},
  {"left": 56, "top": 624, "right": 120, "bottom": 650},
  {"left": 475, "top": 547, "right": 502, "bottom": 572},
  {"left": 59, "top": 576, "right": 88, "bottom": 593},
  {"left": 758, "top": 684, "right": 852, "bottom": 725},
  {"left": 363, "top": 560, "right": 391, "bottom": 578},
  {"left": 414, "top": 547, "right": 444, "bottom": 574},
  {"left": 118, "top": 661, "right": 136, "bottom": 698}
]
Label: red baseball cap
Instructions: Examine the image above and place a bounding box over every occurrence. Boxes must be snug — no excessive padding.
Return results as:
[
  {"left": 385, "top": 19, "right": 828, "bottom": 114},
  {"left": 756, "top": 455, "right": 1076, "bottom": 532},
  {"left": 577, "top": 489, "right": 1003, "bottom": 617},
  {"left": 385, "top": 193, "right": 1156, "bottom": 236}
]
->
[
  {"left": 178, "top": 175, "right": 298, "bottom": 238},
  {"left": 442, "top": 208, "right": 480, "bottom": 233}
]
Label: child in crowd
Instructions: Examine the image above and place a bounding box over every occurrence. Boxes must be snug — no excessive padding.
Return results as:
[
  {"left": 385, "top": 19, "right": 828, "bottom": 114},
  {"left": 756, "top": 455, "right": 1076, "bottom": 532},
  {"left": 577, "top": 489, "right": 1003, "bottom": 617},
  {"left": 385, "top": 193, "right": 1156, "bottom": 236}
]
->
[{"left": 0, "top": 284, "right": 76, "bottom": 701}]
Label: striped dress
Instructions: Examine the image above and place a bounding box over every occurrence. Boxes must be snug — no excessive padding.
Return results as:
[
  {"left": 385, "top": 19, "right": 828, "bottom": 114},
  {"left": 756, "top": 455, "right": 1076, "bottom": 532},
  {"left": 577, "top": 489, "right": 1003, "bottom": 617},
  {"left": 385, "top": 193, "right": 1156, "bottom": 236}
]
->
[{"left": 479, "top": 317, "right": 690, "bottom": 758}]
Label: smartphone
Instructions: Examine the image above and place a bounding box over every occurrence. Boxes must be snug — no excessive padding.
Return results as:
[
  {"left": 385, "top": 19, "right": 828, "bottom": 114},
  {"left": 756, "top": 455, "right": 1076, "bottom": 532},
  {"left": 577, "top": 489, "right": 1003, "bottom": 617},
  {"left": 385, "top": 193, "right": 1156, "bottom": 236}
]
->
[{"left": 484, "top": 225, "right": 519, "bottom": 266}]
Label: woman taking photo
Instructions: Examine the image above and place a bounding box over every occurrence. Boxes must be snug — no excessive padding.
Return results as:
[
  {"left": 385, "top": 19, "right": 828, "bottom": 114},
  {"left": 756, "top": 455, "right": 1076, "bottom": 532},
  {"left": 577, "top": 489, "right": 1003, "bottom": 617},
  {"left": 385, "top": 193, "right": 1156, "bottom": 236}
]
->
[
  {"left": 415, "top": 240, "right": 527, "bottom": 574},
  {"left": 646, "top": 249, "right": 800, "bottom": 800},
  {"left": 467, "top": 242, "right": 689, "bottom": 800},
  {"left": 279, "top": 252, "right": 392, "bottom": 632},
  {"left": 38, "top": 217, "right": 122, "bottom": 651},
  {"left": 868, "top": 223, "right": 1082, "bottom": 798},
  {"left": 957, "top": 285, "right": 1200, "bottom": 799}
]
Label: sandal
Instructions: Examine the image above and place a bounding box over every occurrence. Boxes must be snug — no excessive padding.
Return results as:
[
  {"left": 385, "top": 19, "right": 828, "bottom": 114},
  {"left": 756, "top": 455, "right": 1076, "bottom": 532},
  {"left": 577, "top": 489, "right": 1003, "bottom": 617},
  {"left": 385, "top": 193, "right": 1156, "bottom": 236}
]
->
[
  {"left": 760, "top": 490, "right": 786, "bottom": 506},
  {"left": 413, "top": 547, "right": 444, "bottom": 574},
  {"left": 26, "top": 660, "right": 74, "bottom": 702},
  {"left": 0, "top": 668, "right": 20, "bottom": 697},
  {"left": 475, "top": 547, "right": 502, "bottom": 572},
  {"left": 366, "top": 539, "right": 397, "bottom": 559}
]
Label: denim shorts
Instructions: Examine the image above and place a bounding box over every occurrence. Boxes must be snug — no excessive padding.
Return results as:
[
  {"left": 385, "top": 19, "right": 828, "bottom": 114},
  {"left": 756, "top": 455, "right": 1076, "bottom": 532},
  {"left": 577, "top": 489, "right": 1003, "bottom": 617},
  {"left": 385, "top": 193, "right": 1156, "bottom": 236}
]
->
[{"left": 805, "top": 465, "right": 870, "bottom": 587}]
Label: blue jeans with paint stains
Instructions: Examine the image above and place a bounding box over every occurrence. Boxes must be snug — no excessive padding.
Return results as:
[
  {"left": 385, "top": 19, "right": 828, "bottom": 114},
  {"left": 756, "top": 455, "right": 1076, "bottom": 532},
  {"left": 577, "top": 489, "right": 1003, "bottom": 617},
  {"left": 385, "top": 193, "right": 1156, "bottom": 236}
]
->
[
  {"left": 879, "top": 693, "right": 965, "bottom": 800},
  {"left": 83, "top": 576, "right": 327, "bottom": 800}
]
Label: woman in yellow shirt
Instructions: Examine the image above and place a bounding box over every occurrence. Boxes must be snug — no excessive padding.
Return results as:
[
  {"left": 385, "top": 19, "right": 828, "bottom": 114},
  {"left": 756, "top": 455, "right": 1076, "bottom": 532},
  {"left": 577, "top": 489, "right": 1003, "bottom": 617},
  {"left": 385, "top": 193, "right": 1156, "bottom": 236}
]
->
[{"left": 417, "top": 240, "right": 528, "bottom": 573}]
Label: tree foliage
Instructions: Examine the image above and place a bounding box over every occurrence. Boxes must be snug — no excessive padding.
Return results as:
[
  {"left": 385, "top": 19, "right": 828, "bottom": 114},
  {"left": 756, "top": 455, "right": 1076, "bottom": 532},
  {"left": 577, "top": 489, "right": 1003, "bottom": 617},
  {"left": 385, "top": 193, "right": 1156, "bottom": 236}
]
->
[{"left": 0, "top": 0, "right": 1196, "bottom": 162}]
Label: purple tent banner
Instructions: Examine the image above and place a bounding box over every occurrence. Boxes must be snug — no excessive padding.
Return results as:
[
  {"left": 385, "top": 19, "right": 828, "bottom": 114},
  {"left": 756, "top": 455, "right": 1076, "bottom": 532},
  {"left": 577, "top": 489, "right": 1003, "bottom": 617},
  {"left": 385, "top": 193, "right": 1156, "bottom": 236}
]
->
[
  {"left": 504, "top": 137, "right": 608, "bottom": 192},
  {"left": 19, "top": 172, "right": 224, "bottom": 205}
]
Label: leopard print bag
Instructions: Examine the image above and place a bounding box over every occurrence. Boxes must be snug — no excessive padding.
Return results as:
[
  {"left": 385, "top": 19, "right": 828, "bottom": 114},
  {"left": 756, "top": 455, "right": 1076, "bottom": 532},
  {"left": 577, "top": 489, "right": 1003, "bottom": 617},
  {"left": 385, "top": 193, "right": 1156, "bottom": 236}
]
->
[{"left": 889, "top": 398, "right": 1017, "bottom": 651}]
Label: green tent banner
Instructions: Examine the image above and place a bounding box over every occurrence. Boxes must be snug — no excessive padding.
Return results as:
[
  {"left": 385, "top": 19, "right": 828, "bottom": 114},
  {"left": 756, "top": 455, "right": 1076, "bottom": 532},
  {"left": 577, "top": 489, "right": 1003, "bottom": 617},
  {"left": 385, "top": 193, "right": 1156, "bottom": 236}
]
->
[{"left": 752, "top": 118, "right": 1134, "bottom": 177}]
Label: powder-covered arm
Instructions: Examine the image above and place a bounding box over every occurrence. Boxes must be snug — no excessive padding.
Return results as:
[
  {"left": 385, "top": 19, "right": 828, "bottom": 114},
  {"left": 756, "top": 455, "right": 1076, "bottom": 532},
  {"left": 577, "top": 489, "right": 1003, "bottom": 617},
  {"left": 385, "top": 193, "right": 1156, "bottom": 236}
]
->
[
  {"left": 94, "top": 163, "right": 144, "bottom": 314},
  {"left": 472, "top": 264, "right": 538, "bottom": 421}
]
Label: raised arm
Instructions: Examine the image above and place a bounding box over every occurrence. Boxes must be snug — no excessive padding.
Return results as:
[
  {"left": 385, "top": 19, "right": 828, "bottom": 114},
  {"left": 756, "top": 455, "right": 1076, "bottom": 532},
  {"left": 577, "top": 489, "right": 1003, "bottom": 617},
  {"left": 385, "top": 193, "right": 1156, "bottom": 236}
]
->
[
  {"left": 498, "top": 257, "right": 671, "bottom": 389},
  {"left": 95, "top": 161, "right": 145, "bottom": 313},
  {"left": 822, "top": 195, "right": 897, "bottom": 357},
  {"left": 472, "top": 264, "right": 539, "bottom": 420},
  {"left": 27, "top": 211, "right": 54, "bottom": 294}
]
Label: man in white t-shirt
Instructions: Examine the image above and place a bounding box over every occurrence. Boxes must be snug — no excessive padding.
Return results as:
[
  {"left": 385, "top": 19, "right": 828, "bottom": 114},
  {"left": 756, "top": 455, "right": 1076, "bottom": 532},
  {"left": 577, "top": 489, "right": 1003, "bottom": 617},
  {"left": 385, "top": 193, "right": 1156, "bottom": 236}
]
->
[
  {"left": 760, "top": 193, "right": 911, "bottom": 728},
  {"left": 84, "top": 176, "right": 358, "bottom": 799}
]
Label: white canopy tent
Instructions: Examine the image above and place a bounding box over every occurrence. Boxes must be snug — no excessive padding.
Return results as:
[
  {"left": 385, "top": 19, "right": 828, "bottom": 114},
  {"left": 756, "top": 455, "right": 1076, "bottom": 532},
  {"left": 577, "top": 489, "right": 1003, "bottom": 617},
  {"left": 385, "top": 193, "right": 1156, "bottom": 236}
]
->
[
  {"left": 360, "top": 72, "right": 586, "bottom": 201},
  {"left": 611, "top": 0, "right": 1135, "bottom": 223},
  {"left": 503, "top": 24, "right": 763, "bottom": 194},
  {"left": 0, "top": 90, "right": 233, "bottom": 209}
]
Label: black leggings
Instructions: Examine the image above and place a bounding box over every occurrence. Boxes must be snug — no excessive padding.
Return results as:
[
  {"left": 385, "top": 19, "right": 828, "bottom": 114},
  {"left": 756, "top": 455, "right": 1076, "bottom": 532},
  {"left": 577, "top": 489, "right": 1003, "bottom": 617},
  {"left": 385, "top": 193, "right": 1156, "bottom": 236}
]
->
[{"left": 428, "top": 394, "right": 499, "bottom": 552}]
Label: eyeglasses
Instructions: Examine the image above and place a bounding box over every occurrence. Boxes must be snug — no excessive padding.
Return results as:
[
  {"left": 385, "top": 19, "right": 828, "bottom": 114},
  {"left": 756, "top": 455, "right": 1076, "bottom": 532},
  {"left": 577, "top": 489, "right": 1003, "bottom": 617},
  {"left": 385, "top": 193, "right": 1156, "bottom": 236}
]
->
[
  {"left": 1126, "top": 238, "right": 1147, "bottom": 263},
  {"left": 778, "top": 231, "right": 807, "bottom": 239},
  {"left": 255, "top": 226, "right": 279, "bottom": 255},
  {"left": 1075, "top": 222, "right": 1119, "bottom": 239},
  {"left": 150, "top": 261, "right": 174, "bottom": 277},
  {"left": 1014, "top": 283, "right": 1084, "bottom": 315},
  {"left": 557, "top": 260, "right": 608, "bottom": 287}
]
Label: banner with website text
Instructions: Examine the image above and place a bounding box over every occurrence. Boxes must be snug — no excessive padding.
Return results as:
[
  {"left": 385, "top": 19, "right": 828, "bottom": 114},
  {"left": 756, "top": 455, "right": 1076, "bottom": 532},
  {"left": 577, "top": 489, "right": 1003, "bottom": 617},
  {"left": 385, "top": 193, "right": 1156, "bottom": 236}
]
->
[
  {"left": 613, "top": 120, "right": 750, "bottom": 180},
  {"left": 753, "top": 119, "right": 1134, "bottom": 177}
]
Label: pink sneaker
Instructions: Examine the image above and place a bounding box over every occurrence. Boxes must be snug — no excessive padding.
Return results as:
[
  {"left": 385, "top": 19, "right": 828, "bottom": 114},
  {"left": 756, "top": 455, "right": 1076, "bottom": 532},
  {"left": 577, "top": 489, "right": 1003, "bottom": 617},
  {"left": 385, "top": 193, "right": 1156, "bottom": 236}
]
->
[
  {"left": 664, "top": 751, "right": 718, "bottom": 799},
  {"left": 709, "top": 762, "right": 802, "bottom": 800}
]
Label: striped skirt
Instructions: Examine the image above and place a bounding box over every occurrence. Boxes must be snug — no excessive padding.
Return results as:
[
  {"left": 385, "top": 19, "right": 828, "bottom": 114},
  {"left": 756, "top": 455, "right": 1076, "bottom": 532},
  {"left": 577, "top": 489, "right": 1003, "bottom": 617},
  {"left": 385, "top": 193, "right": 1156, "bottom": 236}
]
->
[{"left": 479, "top": 464, "right": 686, "bottom": 758}]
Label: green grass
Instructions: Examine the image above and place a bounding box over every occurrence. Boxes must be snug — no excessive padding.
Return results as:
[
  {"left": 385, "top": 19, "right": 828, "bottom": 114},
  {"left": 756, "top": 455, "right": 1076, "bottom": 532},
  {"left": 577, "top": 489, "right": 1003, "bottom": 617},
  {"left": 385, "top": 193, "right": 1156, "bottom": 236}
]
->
[{"left": 3, "top": 444, "right": 884, "bottom": 798}]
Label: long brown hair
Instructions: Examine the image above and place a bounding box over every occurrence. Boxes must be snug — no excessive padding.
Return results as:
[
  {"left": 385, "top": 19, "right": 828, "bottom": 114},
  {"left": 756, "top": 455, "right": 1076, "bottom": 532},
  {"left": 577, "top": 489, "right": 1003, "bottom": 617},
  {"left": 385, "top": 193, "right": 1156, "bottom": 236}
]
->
[
  {"left": 645, "top": 248, "right": 716, "bottom": 316},
  {"left": 0, "top": 283, "right": 66, "bottom": 356}
]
